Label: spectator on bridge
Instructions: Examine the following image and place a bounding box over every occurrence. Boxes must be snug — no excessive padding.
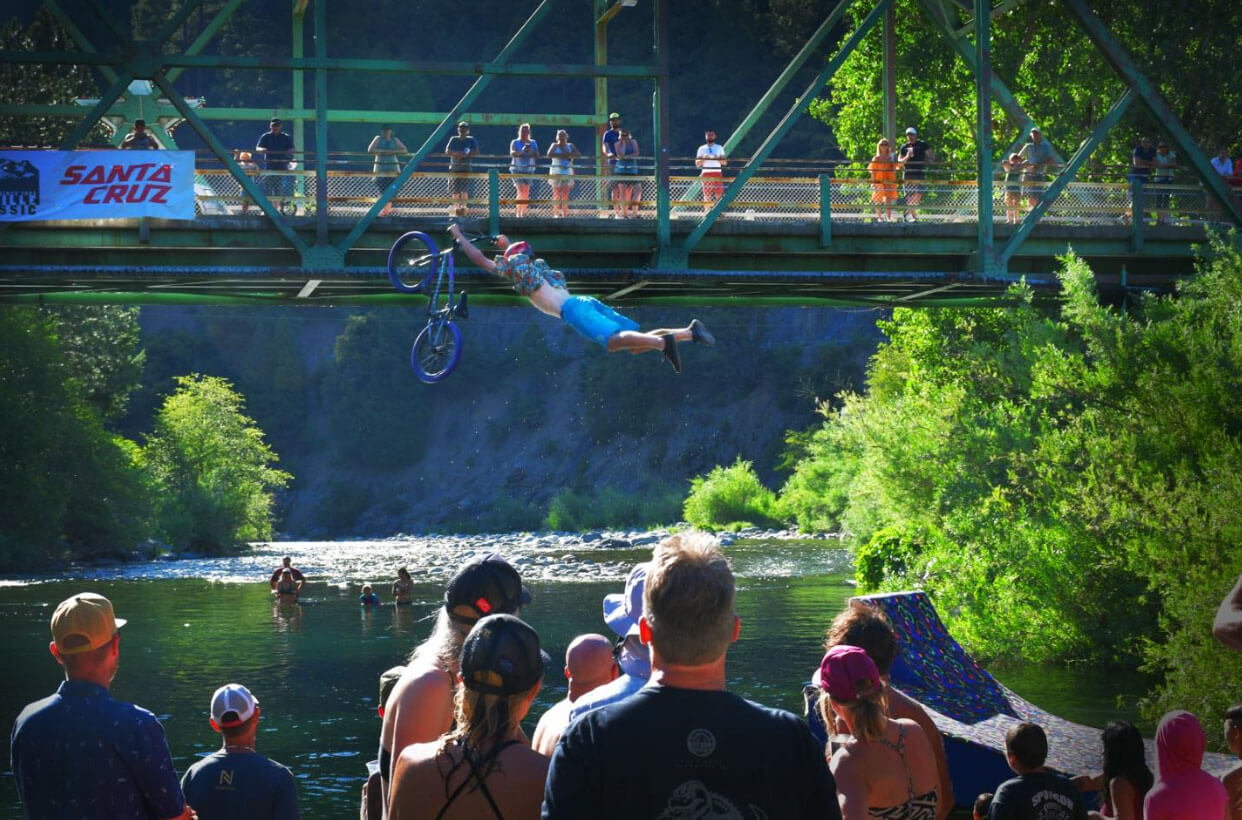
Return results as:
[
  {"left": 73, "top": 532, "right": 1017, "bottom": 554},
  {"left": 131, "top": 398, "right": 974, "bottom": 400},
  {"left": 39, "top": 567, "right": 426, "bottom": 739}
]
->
[
  {"left": 546, "top": 130, "right": 582, "bottom": 218},
  {"left": 444, "top": 121, "right": 477, "bottom": 218},
  {"left": 1152, "top": 141, "right": 1177, "bottom": 224},
  {"left": 121, "top": 118, "right": 161, "bottom": 150},
  {"left": 898, "top": 127, "right": 933, "bottom": 222},
  {"left": 696, "top": 129, "right": 728, "bottom": 214},
  {"left": 614, "top": 128, "right": 641, "bottom": 218},
  {"left": 602, "top": 113, "right": 623, "bottom": 216},
  {"left": 256, "top": 118, "right": 295, "bottom": 215},
  {"left": 180, "top": 683, "right": 299, "bottom": 820},
  {"left": 1128, "top": 136, "right": 1157, "bottom": 224},
  {"left": 1211, "top": 146, "right": 1234, "bottom": 179},
  {"left": 1002, "top": 153, "right": 1027, "bottom": 224},
  {"left": 447, "top": 223, "right": 714, "bottom": 373},
  {"left": 509, "top": 123, "right": 540, "bottom": 218},
  {"left": 868, "top": 138, "right": 899, "bottom": 222},
  {"left": 1018, "top": 126, "right": 1057, "bottom": 209},
  {"left": 233, "top": 149, "right": 260, "bottom": 214},
  {"left": 368, "top": 125, "right": 408, "bottom": 218}
]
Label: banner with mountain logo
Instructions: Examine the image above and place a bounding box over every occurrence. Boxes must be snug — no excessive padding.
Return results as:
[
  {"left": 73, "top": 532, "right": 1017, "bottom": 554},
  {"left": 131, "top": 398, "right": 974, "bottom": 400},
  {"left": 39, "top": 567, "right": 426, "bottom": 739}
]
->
[{"left": 0, "top": 150, "right": 195, "bottom": 221}]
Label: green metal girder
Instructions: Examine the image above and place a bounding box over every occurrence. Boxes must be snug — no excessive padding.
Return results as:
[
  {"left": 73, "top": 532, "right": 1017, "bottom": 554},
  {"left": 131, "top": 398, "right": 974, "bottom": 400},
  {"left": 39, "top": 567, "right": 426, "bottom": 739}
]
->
[
  {"left": 1061, "top": 0, "right": 1242, "bottom": 228},
  {"left": 41, "top": 0, "right": 118, "bottom": 84},
  {"left": 166, "top": 0, "right": 246, "bottom": 83},
  {"left": 917, "top": 0, "right": 1065, "bottom": 166},
  {"left": 60, "top": 72, "right": 134, "bottom": 149},
  {"left": 153, "top": 0, "right": 206, "bottom": 49},
  {"left": 0, "top": 51, "right": 658, "bottom": 78},
  {"left": 336, "top": 0, "right": 557, "bottom": 254},
  {"left": 151, "top": 73, "right": 310, "bottom": 255},
  {"left": 974, "top": 0, "right": 994, "bottom": 273},
  {"left": 679, "top": 0, "right": 854, "bottom": 206},
  {"left": 676, "top": 0, "right": 893, "bottom": 258},
  {"left": 999, "top": 89, "right": 1136, "bottom": 266}
]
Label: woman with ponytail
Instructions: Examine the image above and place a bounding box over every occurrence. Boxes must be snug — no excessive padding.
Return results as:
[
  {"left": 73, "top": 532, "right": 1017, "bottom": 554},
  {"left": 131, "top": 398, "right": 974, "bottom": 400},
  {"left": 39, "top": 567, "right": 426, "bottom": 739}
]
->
[
  {"left": 388, "top": 613, "right": 548, "bottom": 820},
  {"left": 818, "top": 645, "right": 939, "bottom": 820}
]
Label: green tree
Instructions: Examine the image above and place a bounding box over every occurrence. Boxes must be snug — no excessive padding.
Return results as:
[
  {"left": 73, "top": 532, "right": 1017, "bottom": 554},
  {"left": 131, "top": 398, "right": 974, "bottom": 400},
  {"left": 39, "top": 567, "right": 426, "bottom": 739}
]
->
[
  {"left": 144, "top": 374, "right": 290, "bottom": 553},
  {"left": 49, "top": 306, "right": 145, "bottom": 421},
  {"left": 811, "top": 0, "right": 1242, "bottom": 168},
  {"left": 0, "top": 307, "right": 152, "bottom": 568},
  {"left": 775, "top": 241, "right": 1242, "bottom": 734},
  {"left": 0, "top": 10, "right": 110, "bottom": 146},
  {"left": 684, "top": 458, "right": 783, "bottom": 531}
]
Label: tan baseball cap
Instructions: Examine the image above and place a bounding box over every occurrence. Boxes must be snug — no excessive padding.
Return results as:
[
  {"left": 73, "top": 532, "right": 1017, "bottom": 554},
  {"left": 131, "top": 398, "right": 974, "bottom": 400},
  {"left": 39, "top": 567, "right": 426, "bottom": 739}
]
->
[{"left": 51, "top": 593, "right": 126, "bottom": 655}]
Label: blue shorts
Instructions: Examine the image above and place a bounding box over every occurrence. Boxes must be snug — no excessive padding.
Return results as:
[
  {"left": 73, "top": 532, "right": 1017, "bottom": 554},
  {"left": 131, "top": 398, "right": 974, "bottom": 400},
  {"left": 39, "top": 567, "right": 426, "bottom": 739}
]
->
[{"left": 560, "top": 295, "right": 639, "bottom": 348}]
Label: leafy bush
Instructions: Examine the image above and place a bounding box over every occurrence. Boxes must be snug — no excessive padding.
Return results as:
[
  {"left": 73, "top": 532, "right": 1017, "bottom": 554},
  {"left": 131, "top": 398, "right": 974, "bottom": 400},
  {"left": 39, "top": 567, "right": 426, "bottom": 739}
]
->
[
  {"left": 144, "top": 374, "right": 290, "bottom": 553},
  {"left": 545, "top": 485, "right": 683, "bottom": 532},
  {"left": 773, "top": 241, "right": 1242, "bottom": 735},
  {"left": 683, "top": 458, "right": 782, "bottom": 531}
]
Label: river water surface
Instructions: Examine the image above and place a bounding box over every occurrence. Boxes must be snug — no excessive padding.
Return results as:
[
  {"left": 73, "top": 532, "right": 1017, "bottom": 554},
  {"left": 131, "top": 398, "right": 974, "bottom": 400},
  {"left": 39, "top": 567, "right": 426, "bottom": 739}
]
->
[{"left": 0, "top": 538, "right": 1149, "bottom": 817}]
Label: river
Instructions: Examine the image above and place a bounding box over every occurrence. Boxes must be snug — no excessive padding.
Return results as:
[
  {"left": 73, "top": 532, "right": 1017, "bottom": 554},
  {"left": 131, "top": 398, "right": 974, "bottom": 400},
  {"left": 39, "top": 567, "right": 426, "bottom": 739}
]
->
[{"left": 0, "top": 537, "right": 1150, "bottom": 817}]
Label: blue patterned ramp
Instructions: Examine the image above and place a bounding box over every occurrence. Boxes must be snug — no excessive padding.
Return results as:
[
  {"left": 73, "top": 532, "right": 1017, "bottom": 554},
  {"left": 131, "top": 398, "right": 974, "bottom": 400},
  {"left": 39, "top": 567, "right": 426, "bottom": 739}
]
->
[{"left": 853, "top": 591, "right": 1234, "bottom": 780}]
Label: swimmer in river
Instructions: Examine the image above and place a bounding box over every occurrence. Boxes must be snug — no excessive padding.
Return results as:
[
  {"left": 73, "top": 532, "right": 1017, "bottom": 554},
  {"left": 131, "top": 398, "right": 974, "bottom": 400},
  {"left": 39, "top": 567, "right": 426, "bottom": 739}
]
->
[
  {"left": 274, "top": 568, "right": 299, "bottom": 602},
  {"left": 269, "top": 556, "right": 306, "bottom": 593},
  {"left": 447, "top": 223, "right": 715, "bottom": 374},
  {"left": 392, "top": 567, "right": 414, "bottom": 606},
  {"left": 360, "top": 584, "right": 381, "bottom": 607}
]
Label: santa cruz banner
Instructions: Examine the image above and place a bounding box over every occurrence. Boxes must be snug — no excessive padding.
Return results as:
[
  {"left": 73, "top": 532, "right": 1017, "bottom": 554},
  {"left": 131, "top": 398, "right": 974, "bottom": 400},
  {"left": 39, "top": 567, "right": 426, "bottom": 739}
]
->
[{"left": 0, "top": 150, "right": 195, "bottom": 221}]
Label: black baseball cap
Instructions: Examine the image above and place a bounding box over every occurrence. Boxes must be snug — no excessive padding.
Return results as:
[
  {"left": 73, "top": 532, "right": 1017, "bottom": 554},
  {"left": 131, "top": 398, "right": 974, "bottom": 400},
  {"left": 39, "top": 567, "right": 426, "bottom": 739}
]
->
[
  {"left": 460, "top": 614, "right": 544, "bottom": 696},
  {"left": 444, "top": 553, "right": 530, "bottom": 624}
]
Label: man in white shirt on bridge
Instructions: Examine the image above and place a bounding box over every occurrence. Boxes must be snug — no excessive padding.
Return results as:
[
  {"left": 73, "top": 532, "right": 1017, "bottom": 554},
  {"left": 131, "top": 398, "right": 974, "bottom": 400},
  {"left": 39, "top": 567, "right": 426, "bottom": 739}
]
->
[{"left": 696, "top": 130, "right": 728, "bottom": 214}]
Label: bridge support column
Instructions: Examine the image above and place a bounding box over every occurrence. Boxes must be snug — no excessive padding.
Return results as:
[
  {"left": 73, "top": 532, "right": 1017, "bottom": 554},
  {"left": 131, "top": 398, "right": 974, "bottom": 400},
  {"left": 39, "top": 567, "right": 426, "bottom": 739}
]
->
[{"left": 972, "top": 0, "right": 999, "bottom": 276}]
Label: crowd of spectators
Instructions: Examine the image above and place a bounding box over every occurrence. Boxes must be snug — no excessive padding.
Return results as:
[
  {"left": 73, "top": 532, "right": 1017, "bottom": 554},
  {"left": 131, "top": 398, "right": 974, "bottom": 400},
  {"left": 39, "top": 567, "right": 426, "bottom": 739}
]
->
[{"left": 11, "top": 539, "right": 1242, "bottom": 819}]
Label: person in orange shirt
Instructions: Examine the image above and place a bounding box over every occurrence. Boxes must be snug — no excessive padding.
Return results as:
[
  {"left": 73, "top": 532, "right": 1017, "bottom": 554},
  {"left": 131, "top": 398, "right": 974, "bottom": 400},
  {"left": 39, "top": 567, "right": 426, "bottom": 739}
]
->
[{"left": 868, "top": 138, "right": 899, "bottom": 222}]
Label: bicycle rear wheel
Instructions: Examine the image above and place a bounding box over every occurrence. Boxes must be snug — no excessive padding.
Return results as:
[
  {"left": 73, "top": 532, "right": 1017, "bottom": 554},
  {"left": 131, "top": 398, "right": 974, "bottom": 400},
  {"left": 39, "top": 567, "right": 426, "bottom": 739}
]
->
[
  {"left": 387, "top": 231, "right": 438, "bottom": 293},
  {"left": 411, "top": 319, "right": 462, "bottom": 383}
]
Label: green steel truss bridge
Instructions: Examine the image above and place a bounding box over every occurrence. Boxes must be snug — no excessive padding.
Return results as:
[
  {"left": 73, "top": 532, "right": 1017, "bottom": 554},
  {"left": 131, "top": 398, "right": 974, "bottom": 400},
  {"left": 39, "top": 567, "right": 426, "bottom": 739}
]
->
[{"left": 2, "top": 0, "right": 1240, "bottom": 307}]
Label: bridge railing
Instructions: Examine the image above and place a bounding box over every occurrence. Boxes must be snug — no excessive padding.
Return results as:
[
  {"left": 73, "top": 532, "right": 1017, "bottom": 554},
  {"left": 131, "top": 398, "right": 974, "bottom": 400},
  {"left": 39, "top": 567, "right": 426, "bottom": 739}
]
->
[{"left": 192, "top": 151, "right": 1235, "bottom": 226}]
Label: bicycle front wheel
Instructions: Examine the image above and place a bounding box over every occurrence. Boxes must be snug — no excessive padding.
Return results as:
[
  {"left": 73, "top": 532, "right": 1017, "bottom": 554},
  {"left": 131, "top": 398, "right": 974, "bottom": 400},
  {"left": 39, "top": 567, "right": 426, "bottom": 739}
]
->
[
  {"left": 388, "top": 231, "right": 438, "bottom": 293},
  {"left": 411, "top": 320, "right": 462, "bottom": 383}
]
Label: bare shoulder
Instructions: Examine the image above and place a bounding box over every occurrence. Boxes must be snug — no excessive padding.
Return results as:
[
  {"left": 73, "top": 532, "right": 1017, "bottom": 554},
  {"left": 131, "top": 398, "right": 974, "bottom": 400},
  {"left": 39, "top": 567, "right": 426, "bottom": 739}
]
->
[
  {"left": 888, "top": 689, "right": 940, "bottom": 734},
  {"left": 1223, "top": 762, "right": 1242, "bottom": 790}
]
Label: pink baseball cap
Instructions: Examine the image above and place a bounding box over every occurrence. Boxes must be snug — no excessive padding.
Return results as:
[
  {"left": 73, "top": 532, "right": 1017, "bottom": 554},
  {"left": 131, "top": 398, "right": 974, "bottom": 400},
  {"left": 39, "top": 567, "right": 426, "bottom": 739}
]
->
[
  {"left": 815, "top": 644, "right": 882, "bottom": 701},
  {"left": 503, "top": 241, "right": 531, "bottom": 260}
]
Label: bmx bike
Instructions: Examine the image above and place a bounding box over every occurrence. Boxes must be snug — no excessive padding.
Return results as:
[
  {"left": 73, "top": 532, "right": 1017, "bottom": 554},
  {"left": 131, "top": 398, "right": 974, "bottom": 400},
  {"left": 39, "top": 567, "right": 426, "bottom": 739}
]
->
[{"left": 386, "top": 228, "right": 491, "bottom": 383}]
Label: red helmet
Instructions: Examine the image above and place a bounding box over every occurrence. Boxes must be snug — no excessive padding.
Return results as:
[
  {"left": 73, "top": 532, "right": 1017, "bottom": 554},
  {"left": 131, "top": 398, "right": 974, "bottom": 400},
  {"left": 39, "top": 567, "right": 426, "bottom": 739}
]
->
[{"left": 503, "top": 241, "right": 532, "bottom": 259}]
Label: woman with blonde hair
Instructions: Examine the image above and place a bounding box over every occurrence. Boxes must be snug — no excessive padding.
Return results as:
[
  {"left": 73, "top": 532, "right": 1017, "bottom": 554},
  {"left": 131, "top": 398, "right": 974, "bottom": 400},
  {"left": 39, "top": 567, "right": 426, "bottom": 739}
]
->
[
  {"left": 546, "top": 130, "right": 581, "bottom": 218},
  {"left": 389, "top": 614, "right": 548, "bottom": 820},
  {"left": 818, "top": 645, "right": 938, "bottom": 820},
  {"left": 868, "top": 138, "right": 899, "bottom": 222}
]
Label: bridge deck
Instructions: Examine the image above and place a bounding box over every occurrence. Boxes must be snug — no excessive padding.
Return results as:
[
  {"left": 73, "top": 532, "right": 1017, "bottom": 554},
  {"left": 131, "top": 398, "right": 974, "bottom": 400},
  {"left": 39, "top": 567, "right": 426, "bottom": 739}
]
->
[{"left": 0, "top": 210, "right": 1206, "bottom": 306}]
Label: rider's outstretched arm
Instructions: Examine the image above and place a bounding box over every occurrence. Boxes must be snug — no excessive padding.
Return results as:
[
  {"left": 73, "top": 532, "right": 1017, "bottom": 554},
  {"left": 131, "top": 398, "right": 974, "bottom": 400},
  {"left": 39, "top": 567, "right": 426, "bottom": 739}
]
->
[{"left": 447, "top": 225, "right": 497, "bottom": 273}]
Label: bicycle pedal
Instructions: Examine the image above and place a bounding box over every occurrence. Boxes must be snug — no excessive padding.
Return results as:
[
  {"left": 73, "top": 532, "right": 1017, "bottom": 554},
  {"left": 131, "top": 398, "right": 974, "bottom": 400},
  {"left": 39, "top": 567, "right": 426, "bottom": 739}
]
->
[{"left": 454, "top": 292, "right": 469, "bottom": 319}]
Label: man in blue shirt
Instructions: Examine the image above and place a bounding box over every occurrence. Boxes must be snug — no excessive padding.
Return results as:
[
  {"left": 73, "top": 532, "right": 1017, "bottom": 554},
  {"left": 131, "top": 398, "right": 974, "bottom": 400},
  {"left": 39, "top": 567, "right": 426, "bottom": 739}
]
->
[
  {"left": 601, "top": 113, "right": 622, "bottom": 216},
  {"left": 444, "top": 121, "right": 478, "bottom": 217},
  {"left": 181, "top": 683, "right": 299, "bottom": 820},
  {"left": 10, "top": 592, "right": 193, "bottom": 820},
  {"left": 256, "top": 118, "right": 295, "bottom": 214}
]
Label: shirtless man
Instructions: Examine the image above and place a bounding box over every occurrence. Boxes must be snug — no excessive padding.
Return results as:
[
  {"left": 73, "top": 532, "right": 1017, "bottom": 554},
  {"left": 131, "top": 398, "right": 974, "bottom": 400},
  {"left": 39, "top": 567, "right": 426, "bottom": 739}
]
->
[
  {"left": 447, "top": 223, "right": 713, "bottom": 374},
  {"left": 531, "top": 633, "right": 618, "bottom": 756}
]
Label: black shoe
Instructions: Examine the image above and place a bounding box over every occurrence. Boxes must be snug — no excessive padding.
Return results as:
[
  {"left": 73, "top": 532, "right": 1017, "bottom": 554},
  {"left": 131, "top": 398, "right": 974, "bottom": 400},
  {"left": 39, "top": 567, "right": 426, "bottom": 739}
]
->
[
  {"left": 661, "top": 334, "right": 682, "bottom": 374},
  {"left": 454, "top": 291, "right": 469, "bottom": 319},
  {"left": 689, "top": 319, "right": 715, "bottom": 346}
]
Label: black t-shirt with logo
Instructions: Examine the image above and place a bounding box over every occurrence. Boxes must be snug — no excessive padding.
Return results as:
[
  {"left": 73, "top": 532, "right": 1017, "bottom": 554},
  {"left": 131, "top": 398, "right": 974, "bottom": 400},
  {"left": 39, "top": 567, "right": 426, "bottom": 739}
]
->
[
  {"left": 899, "top": 140, "right": 931, "bottom": 179},
  {"left": 989, "top": 770, "right": 1088, "bottom": 820},
  {"left": 543, "top": 685, "right": 840, "bottom": 820}
]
